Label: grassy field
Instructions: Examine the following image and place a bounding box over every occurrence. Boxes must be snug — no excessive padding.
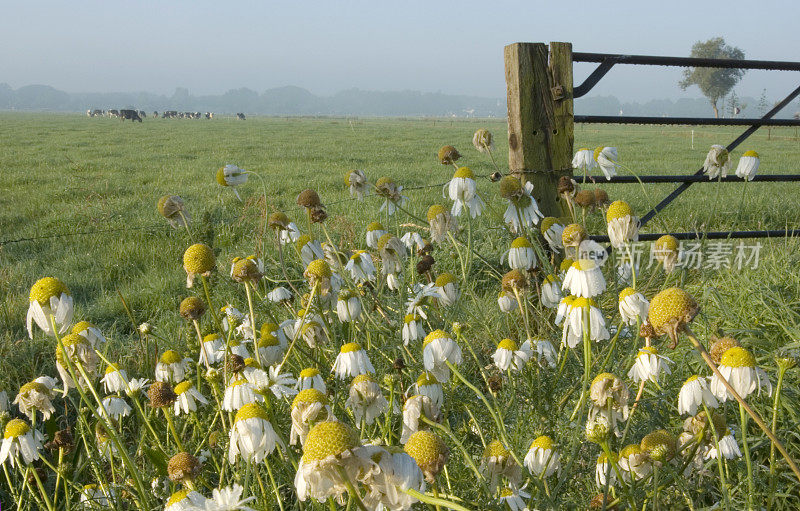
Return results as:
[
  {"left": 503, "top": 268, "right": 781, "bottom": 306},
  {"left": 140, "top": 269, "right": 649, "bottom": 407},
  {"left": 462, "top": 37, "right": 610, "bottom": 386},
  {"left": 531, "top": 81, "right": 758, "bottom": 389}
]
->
[{"left": 2, "top": 113, "right": 800, "bottom": 509}]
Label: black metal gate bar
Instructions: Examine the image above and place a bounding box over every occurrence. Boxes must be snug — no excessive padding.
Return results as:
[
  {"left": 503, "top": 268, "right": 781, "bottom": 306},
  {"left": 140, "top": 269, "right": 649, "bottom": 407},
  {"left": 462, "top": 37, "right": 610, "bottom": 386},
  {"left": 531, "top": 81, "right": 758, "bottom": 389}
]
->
[
  {"left": 638, "top": 83, "right": 800, "bottom": 227},
  {"left": 575, "top": 115, "right": 800, "bottom": 126},
  {"left": 586, "top": 174, "right": 800, "bottom": 184},
  {"left": 590, "top": 229, "right": 800, "bottom": 244}
]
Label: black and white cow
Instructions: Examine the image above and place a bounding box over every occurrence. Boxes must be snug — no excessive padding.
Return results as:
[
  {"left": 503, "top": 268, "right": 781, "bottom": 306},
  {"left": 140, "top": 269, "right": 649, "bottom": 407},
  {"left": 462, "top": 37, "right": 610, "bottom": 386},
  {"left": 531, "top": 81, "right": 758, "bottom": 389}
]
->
[
  {"left": 236, "top": 113, "right": 246, "bottom": 120},
  {"left": 119, "top": 109, "right": 143, "bottom": 122}
]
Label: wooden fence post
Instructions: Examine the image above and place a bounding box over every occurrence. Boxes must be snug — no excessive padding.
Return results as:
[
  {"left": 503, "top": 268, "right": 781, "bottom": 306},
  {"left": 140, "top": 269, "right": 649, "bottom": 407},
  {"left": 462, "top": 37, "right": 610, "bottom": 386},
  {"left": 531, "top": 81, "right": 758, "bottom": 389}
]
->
[{"left": 504, "top": 42, "right": 574, "bottom": 218}]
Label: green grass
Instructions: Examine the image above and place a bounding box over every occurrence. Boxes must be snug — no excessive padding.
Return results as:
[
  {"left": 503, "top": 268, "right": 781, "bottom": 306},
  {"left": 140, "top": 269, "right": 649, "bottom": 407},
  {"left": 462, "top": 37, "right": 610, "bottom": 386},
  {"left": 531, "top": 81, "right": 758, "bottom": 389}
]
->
[{"left": 1, "top": 113, "right": 800, "bottom": 509}]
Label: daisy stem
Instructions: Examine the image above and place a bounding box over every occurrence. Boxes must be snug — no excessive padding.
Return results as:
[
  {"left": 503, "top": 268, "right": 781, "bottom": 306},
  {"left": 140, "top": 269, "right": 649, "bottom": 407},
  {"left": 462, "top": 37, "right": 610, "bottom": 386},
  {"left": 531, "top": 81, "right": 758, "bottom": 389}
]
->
[
  {"left": 200, "top": 274, "right": 225, "bottom": 336},
  {"left": 178, "top": 210, "right": 193, "bottom": 240},
  {"left": 276, "top": 232, "right": 302, "bottom": 298},
  {"left": 623, "top": 244, "right": 637, "bottom": 290},
  {"left": 336, "top": 466, "right": 369, "bottom": 511},
  {"left": 701, "top": 402, "right": 731, "bottom": 509},
  {"left": 512, "top": 288, "right": 532, "bottom": 342},
  {"left": 738, "top": 402, "right": 755, "bottom": 510},
  {"left": 402, "top": 488, "right": 473, "bottom": 511},
  {"left": 570, "top": 308, "right": 592, "bottom": 422},
  {"left": 685, "top": 326, "right": 800, "bottom": 485},
  {"left": 3, "top": 463, "right": 21, "bottom": 508},
  {"left": 420, "top": 415, "right": 487, "bottom": 490},
  {"left": 768, "top": 364, "right": 788, "bottom": 509},
  {"left": 277, "top": 283, "right": 319, "bottom": 371},
  {"left": 244, "top": 281, "right": 262, "bottom": 368},
  {"left": 164, "top": 408, "right": 185, "bottom": 452}
]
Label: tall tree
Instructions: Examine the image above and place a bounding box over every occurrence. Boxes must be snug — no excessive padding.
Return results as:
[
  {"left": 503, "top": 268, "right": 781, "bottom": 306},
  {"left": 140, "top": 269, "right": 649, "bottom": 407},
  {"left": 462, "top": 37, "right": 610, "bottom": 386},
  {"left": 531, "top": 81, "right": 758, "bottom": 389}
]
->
[{"left": 679, "top": 37, "right": 746, "bottom": 118}]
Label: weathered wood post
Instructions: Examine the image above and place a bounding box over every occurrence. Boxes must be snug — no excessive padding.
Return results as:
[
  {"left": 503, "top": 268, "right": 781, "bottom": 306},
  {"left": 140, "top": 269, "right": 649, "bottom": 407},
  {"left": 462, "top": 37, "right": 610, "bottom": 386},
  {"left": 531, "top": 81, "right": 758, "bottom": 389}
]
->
[{"left": 504, "top": 42, "right": 574, "bottom": 218}]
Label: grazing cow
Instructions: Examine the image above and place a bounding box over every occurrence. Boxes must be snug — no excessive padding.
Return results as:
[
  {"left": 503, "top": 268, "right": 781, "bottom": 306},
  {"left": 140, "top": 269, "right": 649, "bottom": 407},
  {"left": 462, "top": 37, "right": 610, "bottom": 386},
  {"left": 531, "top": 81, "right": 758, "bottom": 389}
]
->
[
  {"left": 107, "top": 109, "right": 120, "bottom": 118},
  {"left": 205, "top": 112, "right": 213, "bottom": 119},
  {"left": 153, "top": 111, "right": 159, "bottom": 118},
  {"left": 138, "top": 110, "right": 147, "bottom": 118},
  {"left": 119, "top": 109, "right": 143, "bottom": 122},
  {"left": 86, "top": 109, "right": 92, "bottom": 117},
  {"left": 92, "top": 109, "right": 104, "bottom": 117},
  {"left": 163, "top": 111, "right": 177, "bottom": 118},
  {"left": 236, "top": 113, "right": 246, "bottom": 120}
]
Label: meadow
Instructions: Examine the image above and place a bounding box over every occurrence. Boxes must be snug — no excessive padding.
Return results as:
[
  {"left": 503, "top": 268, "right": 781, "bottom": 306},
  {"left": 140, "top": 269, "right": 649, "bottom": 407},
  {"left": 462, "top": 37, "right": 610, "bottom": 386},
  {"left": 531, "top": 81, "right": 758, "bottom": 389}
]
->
[{"left": 1, "top": 112, "right": 800, "bottom": 509}]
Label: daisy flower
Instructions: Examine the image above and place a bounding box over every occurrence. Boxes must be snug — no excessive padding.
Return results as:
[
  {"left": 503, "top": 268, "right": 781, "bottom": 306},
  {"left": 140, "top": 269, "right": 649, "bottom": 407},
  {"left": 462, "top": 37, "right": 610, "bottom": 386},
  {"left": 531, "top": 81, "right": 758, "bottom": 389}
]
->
[
  {"left": 332, "top": 342, "right": 375, "bottom": 379},
  {"left": 14, "top": 377, "right": 57, "bottom": 421},
  {"left": 422, "top": 330, "right": 462, "bottom": 383},
  {"left": 157, "top": 194, "right": 190, "bottom": 229},
  {"left": 540, "top": 217, "right": 565, "bottom": 252},
  {"left": 256, "top": 324, "right": 285, "bottom": 366},
  {"left": 706, "top": 429, "right": 742, "bottom": 460},
  {"left": 435, "top": 272, "right": 460, "bottom": 306},
  {"left": 290, "top": 388, "right": 333, "bottom": 445},
  {"left": 473, "top": 128, "right": 494, "bottom": 153},
  {"left": 492, "top": 338, "right": 532, "bottom": 372},
  {"left": 71, "top": 320, "right": 106, "bottom": 348},
  {"left": 404, "top": 430, "right": 449, "bottom": 483},
  {"left": 155, "top": 350, "right": 192, "bottom": 383},
  {"left": 497, "top": 291, "right": 518, "bottom": 313},
  {"left": 375, "top": 177, "right": 408, "bottom": 216},
  {"left": 503, "top": 182, "right": 543, "bottom": 233},
  {"left": 562, "top": 297, "right": 609, "bottom": 349},
  {"left": 222, "top": 378, "right": 261, "bottom": 411},
  {"left": 507, "top": 237, "right": 537, "bottom": 271},
  {"left": 56, "top": 334, "right": 100, "bottom": 394},
  {"left": 296, "top": 368, "right": 326, "bottom": 394},
  {"left": 26, "top": 277, "right": 73, "bottom": 338},
  {"left": 710, "top": 346, "right": 771, "bottom": 401},
  {"left": 618, "top": 288, "right": 649, "bottom": 325},
  {"left": 628, "top": 346, "right": 673, "bottom": 384},
  {"left": 427, "top": 204, "right": 457, "bottom": 244},
  {"left": 101, "top": 364, "right": 129, "bottom": 394},
  {"left": 402, "top": 314, "right": 426, "bottom": 344},
  {"left": 336, "top": 289, "right": 362, "bottom": 323},
  {"left": 595, "top": 452, "right": 618, "bottom": 488},
  {"left": 541, "top": 275, "right": 562, "bottom": 308},
  {"left": 346, "top": 374, "right": 389, "bottom": 425},
  {"left": 366, "top": 221, "right": 388, "bottom": 249},
  {"left": 228, "top": 403, "right": 281, "bottom": 464},
  {"left": 606, "top": 200, "right": 639, "bottom": 248},
  {"left": 345, "top": 250, "right": 376, "bottom": 283},
  {"left": 267, "top": 286, "right": 293, "bottom": 303},
  {"left": 206, "top": 484, "right": 256, "bottom": 511},
  {"left": 183, "top": 243, "right": 215, "bottom": 288},
  {"left": 174, "top": 380, "right": 209, "bottom": 415},
  {"left": 524, "top": 436, "right": 560, "bottom": 477},
  {"left": 498, "top": 485, "right": 530, "bottom": 511},
  {"left": 278, "top": 222, "right": 301, "bottom": 245},
  {"left": 589, "top": 373, "right": 629, "bottom": 437},
  {"left": 703, "top": 144, "right": 731, "bottom": 179},
  {"left": 165, "top": 489, "right": 207, "bottom": 511},
  {"left": 345, "top": 169, "right": 369, "bottom": 199},
  {"left": 562, "top": 259, "right": 606, "bottom": 298},
  {"left": 619, "top": 444, "right": 651, "bottom": 482},
  {"left": 481, "top": 440, "right": 521, "bottom": 491},
  {"left": 0, "top": 418, "right": 44, "bottom": 467},
  {"left": 216, "top": 164, "right": 248, "bottom": 199},
  {"left": 735, "top": 150, "right": 760, "bottom": 181},
  {"left": 361, "top": 446, "right": 426, "bottom": 511},
  {"left": 296, "top": 235, "right": 325, "bottom": 267},
  {"left": 528, "top": 338, "right": 557, "bottom": 368},
  {"left": 401, "top": 394, "right": 441, "bottom": 443},
  {"left": 446, "top": 166, "right": 485, "bottom": 218},
  {"left": 678, "top": 375, "right": 718, "bottom": 416},
  {"left": 572, "top": 148, "right": 598, "bottom": 174},
  {"left": 401, "top": 231, "right": 426, "bottom": 253},
  {"left": 414, "top": 372, "right": 444, "bottom": 408},
  {"left": 245, "top": 366, "right": 298, "bottom": 399},
  {"left": 378, "top": 234, "right": 407, "bottom": 275},
  {"left": 594, "top": 146, "right": 619, "bottom": 180}
]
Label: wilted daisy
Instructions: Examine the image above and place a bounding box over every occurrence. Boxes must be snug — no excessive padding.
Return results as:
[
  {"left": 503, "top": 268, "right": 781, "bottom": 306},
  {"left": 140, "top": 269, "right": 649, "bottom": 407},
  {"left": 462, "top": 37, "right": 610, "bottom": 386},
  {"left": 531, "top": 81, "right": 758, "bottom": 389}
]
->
[
  {"left": 572, "top": 148, "right": 597, "bottom": 174},
  {"left": 295, "top": 421, "right": 376, "bottom": 504},
  {"left": 98, "top": 395, "right": 132, "bottom": 421},
  {"left": 222, "top": 378, "right": 260, "bottom": 411},
  {"left": 26, "top": 277, "right": 73, "bottom": 338},
  {"left": 606, "top": 200, "right": 639, "bottom": 248},
  {"left": 304, "top": 259, "right": 336, "bottom": 298},
  {"left": 497, "top": 485, "right": 530, "bottom": 511},
  {"left": 503, "top": 181, "right": 543, "bottom": 233},
  {"left": 435, "top": 272, "right": 460, "bottom": 306},
  {"left": 296, "top": 368, "right": 326, "bottom": 394},
  {"left": 56, "top": 333, "right": 99, "bottom": 394},
  {"left": 346, "top": 374, "right": 389, "bottom": 425},
  {"left": 267, "top": 286, "right": 293, "bottom": 304},
  {"left": 336, "top": 289, "right": 362, "bottom": 323},
  {"left": 595, "top": 452, "right": 618, "bottom": 488},
  {"left": 14, "top": 377, "right": 57, "bottom": 421},
  {"left": 524, "top": 435, "right": 560, "bottom": 477},
  {"left": 228, "top": 403, "right": 281, "bottom": 464},
  {"left": 562, "top": 259, "right": 606, "bottom": 298},
  {"left": 296, "top": 235, "right": 325, "bottom": 267},
  {"left": 125, "top": 378, "right": 150, "bottom": 397},
  {"left": 299, "top": 319, "right": 329, "bottom": 348},
  {"left": 378, "top": 233, "right": 407, "bottom": 275},
  {"left": 71, "top": 320, "right": 106, "bottom": 348},
  {"left": 256, "top": 325, "right": 285, "bottom": 366},
  {"left": 165, "top": 489, "right": 207, "bottom": 511},
  {"left": 562, "top": 297, "right": 609, "bottom": 348},
  {"left": 401, "top": 231, "right": 426, "bottom": 253},
  {"left": 0, "top": 418, "right": 44, "bottom": 467},
  {"left": 345, "top": 250, "right": 376, "bottom": 283},
  {"left": 735, "top": 150, "right": 760, "bottom": 180},
  {"left": 497, "top": 290, "right": 518, "bottom": 313},
  {"left": 332, "top": 342, "right": 375, "bottom": 379},
  {"left": 414, "top": 372, "right": 444, "bottom": 408},
  {"left": 594, "top": 147, "right": 619, "bottom": 180},
  {"left": 589, "top": 373, "right": 629, "bottom": 436},
  {"left": 561, "top": 223, "right": 587, "bottom": 258},
  {"left": 446, "top": 166, "right": 485, "bottom": 218},
  {"left": 422, "top": 330, "right": 462, "bottom": 382},
  {"left": 427, "top": 204, "right": 458, "bottom": 244},
  {"left": 206, "top": 484, "right": 256, "bottom": 511},
  {"left": 706, "top": 428, "right": 742, "bottom": 460},
  {"left": 647, "top": 287, "right": 699, "bottom": 348},
  {"left": 345, "top": 169, "right": 369, "bottom": 199},
  {"left": 677, "top": 376, "right": 718, "bottom": 417},
  {"left": 365, "top": 221, "right": 388, "bottom": 249},
  {"left": 618, "top": 288, "right": 649, "bottom": 325},
  {"left": 80, "top": 483, "right": 116, "bottom": 509},
  {"left": 619, "top": 444, "right": 652, "bottom": 482},
  {"left": 555, "top": 295, "right": 574, "bottom": 326},
  {"left": 183, "top": 243, "right": 215, "bottom": 288},
  {"left": 492, "top": 338, "right": 532, "bottom": 372},
  {"left": 155, "top": 350, "right": 192, "bottom": 383},
  {"left": 507, "top": 237, "right": 537, "bottom": 271},
  {"left": 404, "top": 430, "right": 449, "bottom": 483},
  {"left": 216, "top": 164, "right": 248, "bottom": 199},
  {"left": 361, "top": 446, "right": 426, "bottom": 511},
  {"left": 540, "top": 217, "right": 565, "bottom": 252},
  {"left": 290, "top": 388, "right": 333, "bottom": 445},
  {"left": 157, "top": 194, "right": 190, "bottom": 229},
  {"left": 652, "top": 235, "right": 680, "bottom": 273},
  {"left": 703, "top": 144, "right": 731, "bottom": 179},
  {"left": 641, "top": 429, "right": 677, "bottom": 466},
  {"left": 279, "top": 222, "right": 301, "bottom": 245},
  {"left": 401, "top": 394, "right": 441, "bottom": 443},
  {"left": 481, "top": 440, "right": 521, "bottom": 491},
  {"left": 174, "top": 380, "right": 209, "bottom": 415},
  {"left": 628, "top": 346, "right": 673, "bottom": 384},
  {"left": 402, "top": 314, "right": 426, "bottom": 344},
  {"left": 528, "top": 338, "right": 558, "bottom": 368},
  {"left": 541, "top": 275, "right": 561, "bottom": 308},
  {"left": 710, "top": 346, "right": 771, "bottom": 401},
  {"left": 375, "top": 176, "right": 408, "bottom": 215},
  {"left": 473, "top": 128, "right": 493, "bottom": 153}
]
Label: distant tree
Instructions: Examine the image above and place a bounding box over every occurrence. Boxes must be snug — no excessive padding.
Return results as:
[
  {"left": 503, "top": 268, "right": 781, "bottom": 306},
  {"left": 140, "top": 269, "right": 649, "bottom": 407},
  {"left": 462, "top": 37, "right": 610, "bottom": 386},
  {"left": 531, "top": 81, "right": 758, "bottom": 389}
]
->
[
  {"left": 679, "top": 37, "right": 746, "bottom": 118},
  {"left": 727, "top": 90, "right": 742, "bottom": 117},
  {"left": 757, "top": 89, "right": 769, "bottom": 116}
]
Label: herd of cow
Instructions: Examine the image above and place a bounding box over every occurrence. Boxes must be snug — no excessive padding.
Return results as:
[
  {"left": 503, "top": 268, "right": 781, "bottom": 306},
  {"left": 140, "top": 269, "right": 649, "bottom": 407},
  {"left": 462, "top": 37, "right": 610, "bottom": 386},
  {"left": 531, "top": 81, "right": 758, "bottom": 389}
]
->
[{"left": 86, "top": 109, "right": 247, "bottom": 122}]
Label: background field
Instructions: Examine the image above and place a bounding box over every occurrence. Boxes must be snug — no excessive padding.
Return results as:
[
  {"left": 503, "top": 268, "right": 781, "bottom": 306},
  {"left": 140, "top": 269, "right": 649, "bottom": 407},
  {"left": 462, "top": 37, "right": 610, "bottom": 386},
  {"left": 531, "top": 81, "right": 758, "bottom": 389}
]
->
[{"left": 2, "top": 113, "right": 800, "bottom": 507}]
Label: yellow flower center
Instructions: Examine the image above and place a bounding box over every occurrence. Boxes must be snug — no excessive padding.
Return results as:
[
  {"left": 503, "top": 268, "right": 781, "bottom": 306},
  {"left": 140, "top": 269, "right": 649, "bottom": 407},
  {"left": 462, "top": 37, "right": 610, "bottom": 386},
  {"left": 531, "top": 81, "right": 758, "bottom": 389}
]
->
[
  {"left": 618, "top": 287, "right": 636, "bottom": 300},
  {"left": 530, "top": 435, "right": 553, "bottom": 451},
  {"left": 606, "top": 200, "right": 632, "bottom": 222},
  {"left": 351, "top": 374, "right": 375, "bottom": 386},
  {"left": 620, "top": 444, "right": 642, "bottom": 457},
  {"left": 4, "top": 419, "right": 30, "bottom": 439},
  {"left": 497, "top": 338, "right": 518, "bottom": 351},
  {"left": 29, "top": 277, "right": 69, "bottom": 305},
  {"left": 593, "top": 147, "right": 604, "bottom": 161},
  {"left": 183, "top": 244, "right": 215, "bottom": 274},
  {"left": 306, "top": 259, "right": 332, "bottom": 278},
  {"left": 427, "top": 204, "right": 447, "bottom": 222},
  {"left": 160, "top": 350, "right": 182, "bottom": 365},
  {"left": 404, "top": 314, "right": 420, "bottom": 324},
  {"left": 72, "top": 321, "right": 93, "bottom": 334},
  {"left": 340, "top": 342, "right": 362, "bottom": 354},
  {"left": 292, "top": 388, "right": 328, "bottom": 408},
  {"left": 435, "top": 273, "right": 456, "bottom": 287},
  {"left": 234, "top": 402, "right": 269, "bottom": 424},
  {"left": 648, "top": 287, "right": 697, "bottom": 331},
  {"left": 375, "top": 176, "right": 394, "bottom": 188},
  {"left": 423, "top": 330, "right": 451, "bottom": 348},
  {"left": 540, "top": 216, "right": 558, "bottom": 233},
  {"left": 300, "top": 367, "right": 320, "bottom": 378},
  {"left": 562, "top": 224, "right": 587, "bottom": 245},
  {"left": 572, "top": 297, "right": 597, "bottom": 309},
  {"left": 720, "top": 346, "right": 756, "bottom": 368},
  {"left": 104, "top": 364, "right": 120, "bottom": 375},
  {"left": 404, "top": 430, "right": 447, "bottom": 466},
  {"left": 18, "top": 381, "right": 49, "bottom": 395},
  {"left": 174, "top": 381, "right": 194, "bottom": 395},
  {"left": 366, "top": 221, "right": 385, "bottom": 232},
  {"left": 483, "top": 439, "right": 511, "bottom": 458},
  {"left": 510, "top": 236, "right": 533, "bottom": 249},
  {"left": 416, "top": 372, "right": 439, "bottom": 386},
  {"left": 167, "top": 489, "right": 191, "bottom": 506},
  {"left": 377, "top": 233, "right": 394, "bottom": 251},
  {"left": 655, "top": 235, "right": 678, "bottom": 252},
  {"left": 571, "top": 259, "right": 596, "bottom": 271},
  {"left": 591, "top": 372, "right": 616, "bottom": 387},
  {"left": 302, "top": 421, "right": 358, "bottom": 462},
  {"left": 453, "top": 166, "right": 474, "bottom": 179},
  {"left": 742, "top": 150, "right": 759, "bottom": 158},
  {"left": 215, "top": 167, "right": 229, "bottom": 186}
]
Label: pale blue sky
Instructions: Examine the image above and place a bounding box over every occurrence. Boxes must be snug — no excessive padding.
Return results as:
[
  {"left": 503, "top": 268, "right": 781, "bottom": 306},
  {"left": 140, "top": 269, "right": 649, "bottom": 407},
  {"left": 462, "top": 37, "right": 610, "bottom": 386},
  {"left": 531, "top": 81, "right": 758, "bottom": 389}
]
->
[{"left": 2, "top": 0, "right": 799, "bottom": 101}]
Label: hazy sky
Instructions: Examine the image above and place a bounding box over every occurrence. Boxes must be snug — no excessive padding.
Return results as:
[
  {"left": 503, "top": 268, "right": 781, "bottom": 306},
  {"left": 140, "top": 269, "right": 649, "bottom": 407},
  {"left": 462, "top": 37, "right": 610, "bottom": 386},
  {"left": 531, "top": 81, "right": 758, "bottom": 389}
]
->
[{"left": 3, "top": 0, "right": 799, "bottom": 102}]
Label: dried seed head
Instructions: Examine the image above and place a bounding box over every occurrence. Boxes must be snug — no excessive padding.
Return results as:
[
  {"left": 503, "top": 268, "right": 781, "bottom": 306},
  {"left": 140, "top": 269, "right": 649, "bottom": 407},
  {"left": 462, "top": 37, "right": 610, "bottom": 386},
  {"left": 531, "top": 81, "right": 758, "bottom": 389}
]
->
[
  {"left": 709, "top": 337, "right": 741, "bottom": 365},
  {"left": 499, "top": 176, "right": 523, "bottom": 199},
  {"left": 231, "top": 257, "right": 262, "bottom": 284},
  {"left": 179, "top": 296, "right": 206, "bottom": 321},
  {"left": 148, "top": 381, "right": 177, "bottom": 408},
  {"left": 183, "top": 244, "right": 215, "bottom": 275},
  {"left": 574, "top": 189, "right": 596, "bottom": 208},
  {"left": 309, "top": 205, "right": 328, "bottom": 223},
  {"left": 557, "top": 176, "right": 575, "bottom": 195},
  {"left": 157, "top": 195, "right": 185, "bottom": 219},
  {"left": 594, "top": 188, "right": 610, "bottom": 206},
  {"left": 296, "top": 189, "right": 321, "bottom": 208},
  {"left": 490, "top": 171, "right": 502, "bottom": 182},
  {"left": 417, "top": 255, "right": 435, "bottom": 275},
  {"left": 438, "top": 145, "right": 461, "bottom": 165},
  {"left": 167, "top": 452, "right": 201, "bottom": 483},
  {"left": 561, "top": 223, "right": 587, "bottom": 248},
  {"left": 501, "top": 269, "right": 528, "bottom": 293},
  {"left": 648, "top": 287, "right": 699, "bottom": 348},
  {"left": 227, "top": 354, "right": 246, "bottom": 374},
  {"left": 268, "top": 212, "right": 290, "bottom": 230}
]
